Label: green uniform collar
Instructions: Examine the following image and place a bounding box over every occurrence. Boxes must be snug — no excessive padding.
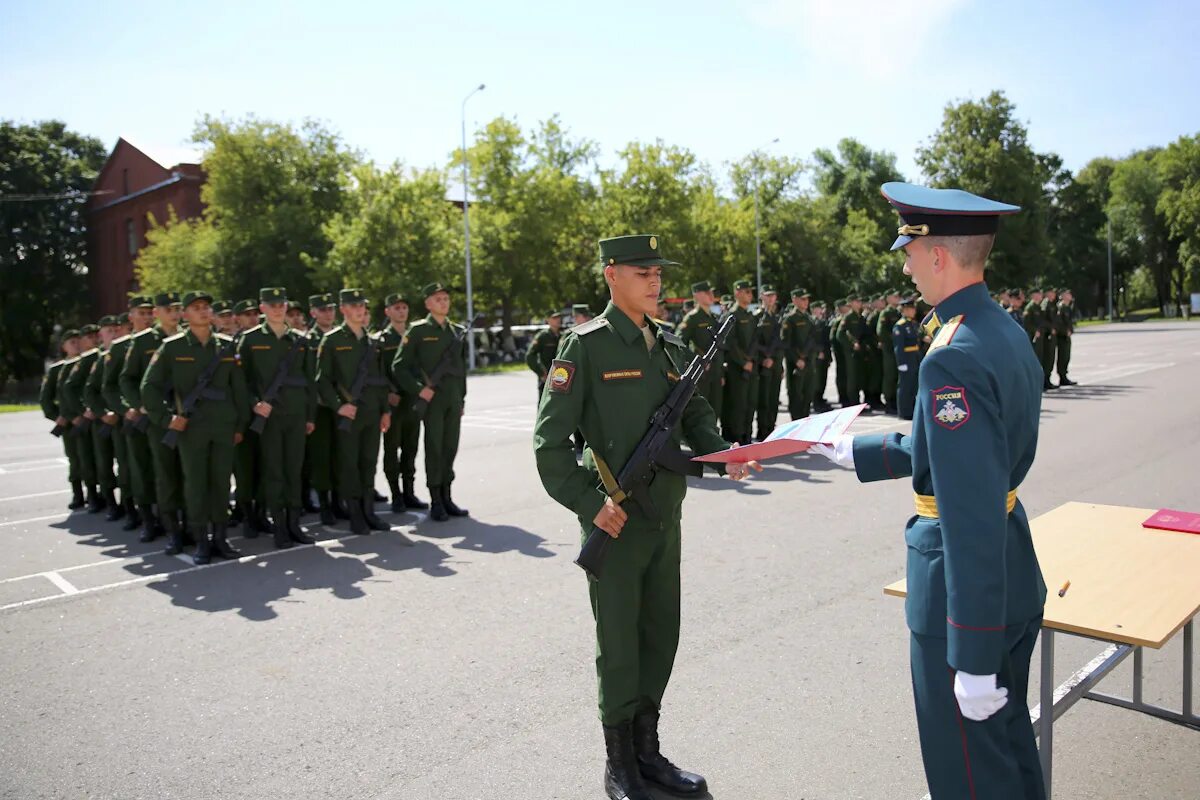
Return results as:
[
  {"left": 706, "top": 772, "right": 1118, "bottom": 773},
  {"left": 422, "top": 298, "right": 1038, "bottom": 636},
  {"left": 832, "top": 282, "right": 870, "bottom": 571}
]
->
[{"left": 184, "top": 328, "right": 219, "bottom": 348}]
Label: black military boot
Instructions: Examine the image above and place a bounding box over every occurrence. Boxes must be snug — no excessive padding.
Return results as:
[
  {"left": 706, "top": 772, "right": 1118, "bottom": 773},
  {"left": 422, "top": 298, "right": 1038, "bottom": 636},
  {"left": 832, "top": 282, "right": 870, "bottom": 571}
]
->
[
  {"left": 192, "top": 525, "right": 213, "bottom": 565},
  {"left": 429, "top": 487, "right": 449, "bottom": 523},
  {"left": 122, "top": 499, "right": 141, "bottom": 531},
  {"left": 1059, "top": 375, "right": 1077, "bottom": 386},
  {"left": 363, "top": 498, "right": 390, "bottom": 531},
  {"left": 442, "top": 485, "right": 469, "bottom": 517},
  {"left": 240, "top": 501, "right": 258, "bottom": 539},
  {"left": 603, "top": 723, "right": 655, "bottom": 800},
  {"left": 138, "top": 505, "right": 159, "bottom": 542},
  {"left": 387, "top": 475, "right": 405, "bottom": 513},
  {"left": 317, "top": 491, "right": 337, "bottom": 526},
  {"left": 104, "top": 489, "right": 123, "bottom": 521},
  {"left": 347, "top": 499, "right": 369, "bottom": 535},
  {"left": 402, "top": 478, "right": 428, "bottom": 510},
  {"left": 253, "top": 502, "right": 275, "bottom": 534},
  {"left": 212, "top": 523, "right": 242, "bottom": 559},
  {"left": 163, "top": 513, "right": 185, "bottom": 556},
  {"left": 286, "top": 508, "right": 316, "bottom": 544},
  {"left": 632, "top": 709, "right": 707, "bottom": 796},
  {"left": 86, "top": 485, "right": 104, "bottom": 514},
  {"left": 68, "top": 480, "right": 85, "bottom": 510},
  {"left": 271, "top": 508, "right": 293, "bottom": 549}
]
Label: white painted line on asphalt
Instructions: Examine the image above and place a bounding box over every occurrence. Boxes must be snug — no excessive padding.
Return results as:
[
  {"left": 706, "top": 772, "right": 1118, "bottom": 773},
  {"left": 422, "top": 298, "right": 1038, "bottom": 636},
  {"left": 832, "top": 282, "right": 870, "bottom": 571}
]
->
[
  {"left": 0, "top": 489, "right": 69, "bottom": 504},
  {"left": 1073, "top": 362, "right": 1173, "bottom": 383},
  {"left": 0, "top": 457, "right": 68, "bottom": 471},
  {"left": 0, "top": 513, "right": 66, "bottom": 528},
  {"left": 43, "top": 571, "right": 79, "bottom": 595}
]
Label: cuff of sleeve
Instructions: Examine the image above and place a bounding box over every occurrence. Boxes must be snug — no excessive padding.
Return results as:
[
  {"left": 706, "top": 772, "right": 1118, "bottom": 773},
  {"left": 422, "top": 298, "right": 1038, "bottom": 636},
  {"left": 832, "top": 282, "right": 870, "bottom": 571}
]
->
[
  {"left": 575, "top": 485, "right": 608, "bottom": 530},
  {"left": 948, "top": 623, "right": 1006, "bottom": 675},
  {"left": 852, "top": 432, "right": 901, "bottom": 483}
]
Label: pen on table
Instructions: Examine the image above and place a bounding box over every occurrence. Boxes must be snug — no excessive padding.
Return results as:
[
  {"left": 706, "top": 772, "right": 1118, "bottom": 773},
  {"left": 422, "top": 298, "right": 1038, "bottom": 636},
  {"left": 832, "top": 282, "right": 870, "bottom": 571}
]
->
[{"left": 1058, "top": 580, "right": 1071, "bottom": 598}]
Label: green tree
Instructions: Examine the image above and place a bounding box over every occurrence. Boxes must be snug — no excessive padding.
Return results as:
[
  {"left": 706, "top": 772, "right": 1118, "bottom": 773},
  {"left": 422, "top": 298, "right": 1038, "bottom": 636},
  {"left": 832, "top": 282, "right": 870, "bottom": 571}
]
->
[
  {"left": 135, "top": 210, "right": 222, "bottom": 295},
  {"left": 1107, "top": 148, "right": 1179, "bottom": 310},
  {"left": 1155, "top": 134, "right": 1200, "bottom": 300},
  {"left": 1048, "top": 158, "right": 1120, "bottom": 315},
  {"left": 916, "top": 91, "right": 1062, "bottom": 287},
  {"left": 0, "top": 120, "right": 106, "bottom": 384}
]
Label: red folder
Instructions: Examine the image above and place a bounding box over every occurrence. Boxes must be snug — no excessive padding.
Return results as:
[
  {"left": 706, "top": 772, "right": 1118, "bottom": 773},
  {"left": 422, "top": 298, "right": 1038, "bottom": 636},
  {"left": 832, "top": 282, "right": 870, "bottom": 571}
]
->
[
  {"left": 1141, "top": 509, "right": 1200, "bottom": 535},
  {"left": 692, "top": 404, "right": 867, "bottom": 464}
]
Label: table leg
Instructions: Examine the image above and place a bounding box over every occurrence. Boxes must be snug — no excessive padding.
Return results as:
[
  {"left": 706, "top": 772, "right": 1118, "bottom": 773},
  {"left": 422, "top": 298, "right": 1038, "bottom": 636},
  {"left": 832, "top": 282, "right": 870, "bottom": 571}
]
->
[
  {"left": 1133, "top": 646, "right": 1143, "bottom": 705},
  {"left": 1184, "top": 619, "right": 1194, "bottom": 719},
  {"left": 1039, "top": 628, "right": 1055, "bottom": 798}
]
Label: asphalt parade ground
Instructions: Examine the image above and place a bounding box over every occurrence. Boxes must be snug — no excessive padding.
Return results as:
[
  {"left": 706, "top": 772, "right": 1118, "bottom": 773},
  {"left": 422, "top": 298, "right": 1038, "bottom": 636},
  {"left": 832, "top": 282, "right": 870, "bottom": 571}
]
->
[{"left": 2, "top": 321, "right": 1198, "bottom": 800}]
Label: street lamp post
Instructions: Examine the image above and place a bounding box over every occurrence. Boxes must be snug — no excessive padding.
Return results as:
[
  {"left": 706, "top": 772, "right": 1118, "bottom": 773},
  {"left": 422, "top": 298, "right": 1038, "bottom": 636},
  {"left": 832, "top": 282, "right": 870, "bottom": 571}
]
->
[
  {"left": 752, "top": 137, "right": 779, "bottom": 297},
  {"left": 461, "top": 83, "right": 485, "bottom": 369}
]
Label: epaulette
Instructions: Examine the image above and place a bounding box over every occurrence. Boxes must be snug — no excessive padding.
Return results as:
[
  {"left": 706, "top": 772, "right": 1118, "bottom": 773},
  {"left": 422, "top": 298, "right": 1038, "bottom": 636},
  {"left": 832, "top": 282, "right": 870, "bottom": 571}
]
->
[
  {"left": 573, "top": 317, "right": 609, "bottom": 336},
  {"left": 62, "top": 356, "right": 80, "bottom": 366},
  {"left": 927, "top": 315, "right": 964, "bottom": 355},
  {"left": 112, "top": 334, "right": 132, "bottom": 345},
  {"left": 163, "top": 332, "right": 187, "bottom": 344},
  {"left": 81, "top": 348, "right": 99, "bottom": 358},
  {"left": 215, "top": 332, "right": 234, "bottom": 344}
]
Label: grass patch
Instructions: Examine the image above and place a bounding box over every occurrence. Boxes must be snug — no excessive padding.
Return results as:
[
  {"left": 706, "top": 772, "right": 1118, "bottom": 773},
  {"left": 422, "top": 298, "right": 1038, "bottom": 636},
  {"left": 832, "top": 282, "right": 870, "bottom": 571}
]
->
[{"left": 0, "top": 403, "right": 38, "bottom": 413}]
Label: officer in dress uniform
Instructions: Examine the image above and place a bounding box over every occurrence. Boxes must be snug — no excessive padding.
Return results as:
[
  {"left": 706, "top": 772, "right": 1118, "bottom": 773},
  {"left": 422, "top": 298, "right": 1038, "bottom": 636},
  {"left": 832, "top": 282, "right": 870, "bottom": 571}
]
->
[
  {"left": 526, "top": 308, "right": 566, "bottom": 398},
  {"left": 533, "top": 234, "right": 759, "bottom": 800},
  {"left": 677, "top": 281, "right": 723, "bottom": 419},
  {"left": 378, "top": 291, "right": 429, "bottom": 513},
  {"left": 142, "top": 292, "right": 251, "bottom": 563},
  {"left": 811, "top": 183, "right": 1047, "bottom": 800},
  {"left": 40, "top": 329, "right": 84, "bottom": 509},
  {"left": 892, "top": 297, "right": 921, "bottom": 420}
]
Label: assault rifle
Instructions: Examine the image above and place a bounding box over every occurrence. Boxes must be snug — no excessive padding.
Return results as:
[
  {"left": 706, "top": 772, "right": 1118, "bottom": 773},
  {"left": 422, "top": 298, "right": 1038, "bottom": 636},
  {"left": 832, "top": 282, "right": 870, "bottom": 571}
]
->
[
  {"left": 249, "top": 334, "right": 309, "bottom": 434},
  {"left": 411, "top": 315, "right": 485, "bottom": 419},
  {"left": 162, "top": 339, "right": 238, "bottom": 450}
]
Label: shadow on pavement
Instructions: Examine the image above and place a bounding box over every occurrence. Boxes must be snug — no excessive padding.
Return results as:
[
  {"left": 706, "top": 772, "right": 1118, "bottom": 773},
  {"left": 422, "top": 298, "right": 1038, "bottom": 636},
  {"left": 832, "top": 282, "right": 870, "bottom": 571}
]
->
[
  {"left": 1045, "top": 383, "right": 1139, "bottom": 401},
  {"left": 330, "top": 531, "right": 462, "bottom": 577}
]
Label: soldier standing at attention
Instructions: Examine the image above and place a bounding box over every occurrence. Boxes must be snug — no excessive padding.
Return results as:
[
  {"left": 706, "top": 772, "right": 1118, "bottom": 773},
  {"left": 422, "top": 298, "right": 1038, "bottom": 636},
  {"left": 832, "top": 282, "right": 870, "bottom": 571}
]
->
[
  {"left": 305, "top": 293, "right": 341, "bottom": 524},
  {"left": 1021, "top": 287, "right": 1043, "bottom": 361},
  {"left": 1007, "top": 289, "right": 1025, "bottom": 326},
  {"left": 811, "top": 183, "right": 1046, "bottom": 800},
  {"left": 862, "top": 295, "right": 884, "bottom": 410},
  {"left": 233, "top": 299, "right": 260, "bottom": 335},
  {"left": 1054, "top": 289, "right": 1076, "bottom": 386},
  {"left": 1039, "top": 288, "right": 1058, "bottom": 391},
  {"left": 142, "top": 292, "right": 250, "bottom": 564},
  {"left": 677, "top": 281, "right": 723, "bottom": 419},
  {"left": 83, "top": 315, "right": 123, "bottom": 520},
  {"left": 836, "top": 294, "right": 867, "bottom": 408},
  {"left": 892, "top": 297, "right": 921, "bottom": 420},
  {"left": 811, "top": 301, "right": 833, "bottom": 413},
  {"left": 212, "top": 301, "right": 237, "bottom": 335},
  {"left": 829, "top": 298, "right": 848, "bottom": 407},
  {"left": 392, "top": 283, "right": 470, "bottom": 523},
  {"left": 229, "top": 298, "right": 268, "bottom": 532},
  {"left": 720, "top": 279, "right": 756, "bottom": 445},
  {"left": 877, "top": 290, "right": 902, "bottom": 415},
  {"left": 286, "top": 300, "right": 308, "bottom": 332},
  {"left": 59, "top": 324, "right": 104, "bottom": 513},
  {"left": 316, "top": 289, "right": 392, "bottom": 535},
  {"left": 533, "top": 234, "right": 760, "bottom": 800},
  {"left": 238, "top": 287, "right": 318, "bottom": 549},
  {"left": 753, "top": 285, "right": 784, "bottom": 439},
  {"left": 41, "top": 329, "right": 85, "bottom": 509},
  {"left": 526, "top": 309, "right": 566, "bottom": 398},
  {"left": 102, "top": 302, "right": 147, "bottom": 530},
  {"left": 379, "top": 292, "right": 429, "bottom": 513},
  {"left": 121, "top": 292, "right": 182, "bottom": 544},
  {"left": 782, "top": 288, "right": 813, "bottom": 420}
]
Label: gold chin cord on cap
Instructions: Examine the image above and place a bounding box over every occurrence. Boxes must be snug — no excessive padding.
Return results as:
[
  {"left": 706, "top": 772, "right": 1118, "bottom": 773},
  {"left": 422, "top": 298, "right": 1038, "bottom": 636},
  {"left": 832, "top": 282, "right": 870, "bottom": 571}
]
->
[{"left": 898, "top": 224, "right": 930, "bottom": 237}]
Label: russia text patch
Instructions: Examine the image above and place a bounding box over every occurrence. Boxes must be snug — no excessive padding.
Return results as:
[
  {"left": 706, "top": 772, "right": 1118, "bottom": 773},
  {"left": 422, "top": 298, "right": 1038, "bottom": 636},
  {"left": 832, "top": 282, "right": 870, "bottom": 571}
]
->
[{"left": 931, "top": 385, "right": 970, "bottom": 430}]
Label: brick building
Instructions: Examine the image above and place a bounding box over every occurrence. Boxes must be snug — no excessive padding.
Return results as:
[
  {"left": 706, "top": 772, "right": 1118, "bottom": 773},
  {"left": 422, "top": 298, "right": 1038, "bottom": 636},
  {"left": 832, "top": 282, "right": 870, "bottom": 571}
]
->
[{"left": 85, "top": 139, "right": 204, "bottom": 315}]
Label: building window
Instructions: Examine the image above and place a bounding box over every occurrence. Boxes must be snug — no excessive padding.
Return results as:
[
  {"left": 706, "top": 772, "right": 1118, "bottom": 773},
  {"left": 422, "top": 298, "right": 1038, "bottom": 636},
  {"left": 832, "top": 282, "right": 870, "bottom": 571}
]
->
[{"left": 126, "top": 219, "right": 138, "bottom": 258}]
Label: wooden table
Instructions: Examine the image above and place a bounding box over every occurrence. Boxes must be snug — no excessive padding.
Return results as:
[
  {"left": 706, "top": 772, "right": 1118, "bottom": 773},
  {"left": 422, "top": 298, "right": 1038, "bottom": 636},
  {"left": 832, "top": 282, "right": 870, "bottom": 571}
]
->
[{"left": 884, "top": 502, "right": 1200, "bottom": 798}]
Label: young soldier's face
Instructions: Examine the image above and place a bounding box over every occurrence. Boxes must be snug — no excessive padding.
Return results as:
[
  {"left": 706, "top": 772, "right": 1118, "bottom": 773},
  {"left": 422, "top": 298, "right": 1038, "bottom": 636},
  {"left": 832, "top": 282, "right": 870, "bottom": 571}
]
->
[
  {"left": 287, "top": 309, "right": 306, "bottom": 329},
  {"left": 261, "top": 301, "right": 287, "bottom": 325},
  {"left": 184, "top": 301, "right": 213, "bottom": 329},
  {"left": 762, "top": 293, "right": 777, "bottom": 312},
  {"left": 385, "top": 302, "right": 409, "bottom": 324},
  {"left": 425, "top": 291, "right": 451, "bottom": 317},
  {"left": 902, "top": 306, "right": 917, "bottom": 319},
  {"left": 312, "top": 307, "right": 336, "bottom": 328},
  {"left": 607, "top": 265, "right": 662, "bottom": 319},
  {"left": 735, "top": 287, "right": 753, "bottom": 306},
  {"left": 341, "top": 302, "right": 368, "bottom": 326},
  {"left": 130, "top": 307, "right": 154, "bottom": 329},
  {"left": 547, "top": 315, "right": 562, "bottom": 332},
  {"left": 62, "top": 338, "right": 81, "bottom": 357},
  {"left": 237, "top": 312, "right": 258, "bottom": 330},
  {"left": 99, "top": 326, "right": 118, "bottom": 347},
  {"left": 154, "top": 305, "right": 181, "bottom": 327}
]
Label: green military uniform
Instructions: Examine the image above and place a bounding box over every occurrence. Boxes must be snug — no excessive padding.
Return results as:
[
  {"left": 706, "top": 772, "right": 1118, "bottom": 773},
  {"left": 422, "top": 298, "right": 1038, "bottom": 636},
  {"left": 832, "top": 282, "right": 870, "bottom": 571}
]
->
[
  {"left": 753, "top": 288, "right": 784, "bottom": 439},
  {"left": 835, "top": 299, "right": 867, "bottom": 407},
  {"left": 812, "top": 303, "right": 832, "bottom": 412},
  {"left": 391, "top": 283, "right": 470, "bottom": 522},
  {"left": 59, "top": 326, "right": 103, "bottom": 513},
  {"left": 237, "top": 287, "right": 317, "bottom": 548},
  {"left": 782, "top": 289, "right": 815, "bottom": 419},
  {"left": 877, "top": 297, "right": 902, "bottom": 414},
  {"left": 677, "top": 282, "right": 723, "bottom": 420},
  {"left": 830, "top": 303, "right": 848, "bottom": 406},
  {"left": 1054, "top": 292, "right": 1075, "bottom": 385},
  {"left": 863, "top": 299, "right": 883, "bottom": 408},
  {"left": 378, "top": 291, "right": 428, "bottom": 513},
  {"left": 720, "top": 282, "right": 756, "bottom": 445},
  {"left": 120, "top": 294, "right": 181, "bottom": 542},
  {"left": 848, "top": 184, "right": 1046, "bottom": 800},
  {"left": 1038, "top": 293, "right": 1058, "bottom": 389},
  {"left": 102, "top": 315, "right": 140, "bottom": 529},
  {"left": 230, "top": 298, "right": 266, "bottom": 529},
  {"left": 40, "top": 331, "right": 85, "bottom": 509},
  {"left": 142, "top": 291, "right": 250, "bottom": 562},
  {"left": 304, "top": 293, "right": 340, "bottom": 523},
  {"left": 315, "top": 288, "right": 392, "bottom": 535},
  {"left": 534, "top": 235, "right": 726, "bottom": 800},
  {"left": 526, "top": 311, "right": 564, "bottom": 398},
  {"left": 83, "top": 316, "right": 124, "bottom": 522}
]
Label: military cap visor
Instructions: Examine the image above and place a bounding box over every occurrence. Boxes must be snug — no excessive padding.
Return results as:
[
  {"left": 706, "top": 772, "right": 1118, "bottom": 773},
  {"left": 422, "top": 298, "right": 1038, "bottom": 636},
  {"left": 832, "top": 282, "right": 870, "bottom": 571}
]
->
[
  {"left": 881, "top": 182, "right": 1021, "bottom": 251},
  {"left": 733, "top": 280, "right": 752, "bottom": 291},
  {"left": 182, "top": 291, "right": 214, "bottom": 309},
  {"left": 117, "top": 312, "right": 130, "bottom": 325},
  {"left": 211, "top": 301, "right": 231, "bottom": 314},
  {"left": 62, "top": 329, "right": 80, "bottom": 340},
  {"left": 98, "top": 315, "right": 119, "bottom": 327},
  {"left": 259, "top": 287, "right": 288, "bottom": 303},
  {"left": 233, "top": 299, "right": 257, "bottom": 314},
  {"left": 128, "top": 295, "right": 154, "bottom": 309},
  {"left": 791, "top": 288, "right": 811, "bottom": 298},
  {"left": 598, "top": 234, "right": 679, "bottom": 268},
  {"left": 79, "top": 324, "right": 100, "bottom": 335},
  {"left": 691, "top": 281, "right": 713, "bottom": 294},
  {"left": 309, "top": 293, "right": 336, "bottom": 309},
  {"left": 154, "top": 292, "right": 181, "bottom": 307},
  {"left": 421, "top": 283, "right": 449, "bottom": 299},
  {"left": 340, "top": 288, "right": 367, "bottom": 305},
  {"left": 384, "top": 293, "right": 411, "bottom": 307},
  {"left": 760, "top": 285, "right": 777, "bottom": 295}
]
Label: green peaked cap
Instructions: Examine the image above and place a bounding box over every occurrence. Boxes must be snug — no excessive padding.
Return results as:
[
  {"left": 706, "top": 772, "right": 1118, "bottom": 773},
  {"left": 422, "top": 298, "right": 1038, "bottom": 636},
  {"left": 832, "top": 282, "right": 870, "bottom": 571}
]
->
[{"left": 598, "top": 234, "right": 678, "bottom": 268}]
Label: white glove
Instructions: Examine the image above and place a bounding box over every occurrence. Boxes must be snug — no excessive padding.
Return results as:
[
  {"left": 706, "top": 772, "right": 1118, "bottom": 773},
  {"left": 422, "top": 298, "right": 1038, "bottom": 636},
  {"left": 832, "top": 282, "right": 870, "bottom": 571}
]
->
[
  {"left": 807, "top": 433, "right": 855, "bottom": 468},
  {"left": 898, "top": 364, "right": 909, "bottom": 372},
  {"left": 954, "top": 671, "right": 1008, "bottom": 721}
]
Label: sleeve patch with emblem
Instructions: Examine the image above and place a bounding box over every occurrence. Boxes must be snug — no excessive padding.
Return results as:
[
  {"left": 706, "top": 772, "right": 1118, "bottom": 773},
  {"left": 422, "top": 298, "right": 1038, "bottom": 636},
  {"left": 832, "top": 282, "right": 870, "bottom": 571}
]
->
[
  {"left": 931, "top": 385, "right": 970, "bottom": 430},
  {"left": 548, "top": 359, "right": 576, "bottom": 393}
]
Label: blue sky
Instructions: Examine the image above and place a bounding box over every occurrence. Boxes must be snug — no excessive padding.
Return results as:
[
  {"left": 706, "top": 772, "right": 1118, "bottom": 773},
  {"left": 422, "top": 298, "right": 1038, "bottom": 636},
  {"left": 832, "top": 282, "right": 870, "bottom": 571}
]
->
[{"left": 3, "top": 0, "right": 1198, "bottom": 184}]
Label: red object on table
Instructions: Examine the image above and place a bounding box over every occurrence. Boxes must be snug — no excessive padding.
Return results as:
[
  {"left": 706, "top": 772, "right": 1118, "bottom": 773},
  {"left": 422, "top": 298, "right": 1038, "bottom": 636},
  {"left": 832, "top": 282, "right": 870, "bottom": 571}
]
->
[{"left": 1141, "top": 509, "right": 1200, "bottom": 535}]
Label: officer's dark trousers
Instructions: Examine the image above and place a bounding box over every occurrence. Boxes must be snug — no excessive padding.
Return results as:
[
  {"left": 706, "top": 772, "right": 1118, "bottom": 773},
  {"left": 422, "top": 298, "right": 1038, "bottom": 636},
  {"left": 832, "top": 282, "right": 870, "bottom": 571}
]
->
[
  {"left": 721, "top": 367, "right": 752, "bottom": 441},
  {"left": 234, "top": 433, "right": 259, "bottom": 505},
  {"left": 422, "top": 399, "right": 462, "bottom": 489},
  {"left": 897, "top": 368, "right": 918, "bottom": 419},
  {"left": 178, "top": 428, "right": 236, "bottom": 526},
  {"left": 833, "top": 344, "right": 848, "bottom": 404},
  {"left": 73, "top": 425, "right": 97, "bottom": 487},
  {"left": 756, "top": 365, "right": 783, "bottom": 436},
  {"left": 259, "top": 414, "right": 305, "bottom": 510},
  {"left": 1055, "top": 336, "right": 1071, "bottom": 379},
  {"left": 112, "top": 423, "right": 132, "bottom": 498},
  {"left": 382, "top": 402, "right": 420, "bottom": 484},
  {"left": 307, "top": 407, "right": 335, "bottom": 492},
  {"left": 61, "top": 426, "right": 79, "bottom": 483},
  {"left": 1039, "top": 338, "right": 1056, "bottom": 383},
  {"left": 335, "top": 413, "right": 381, "bottom": 501},
  {"left": 588, "top": 518, "right": 681, "bottom": 725},
  {"left": 126, "top": 425, "right": 158, "bottom": 507},
  {"left": 881, "top": 347, "right": 898, "bottom": 408},
  {"left": 843, "top": 351, "right": 865, "bottom": 405},
  {"left": 148, "top": 423, "right": 183, "bottom": 514},
  {"left": 814, "top": 354, "right": 830, "bottom": 405},
  {"left": 910, "top": 617, "right": 1045, "bottom": 800},
  {"left": 92, "top": 424, "right": 115, "bottom": 492}
]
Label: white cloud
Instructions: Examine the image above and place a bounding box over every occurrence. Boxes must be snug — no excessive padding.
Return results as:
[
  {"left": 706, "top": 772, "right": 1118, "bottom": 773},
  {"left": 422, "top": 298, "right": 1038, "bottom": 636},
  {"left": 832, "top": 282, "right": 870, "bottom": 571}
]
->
[{"left": 748, "top": 0, "right": 969, "bottom": 78}]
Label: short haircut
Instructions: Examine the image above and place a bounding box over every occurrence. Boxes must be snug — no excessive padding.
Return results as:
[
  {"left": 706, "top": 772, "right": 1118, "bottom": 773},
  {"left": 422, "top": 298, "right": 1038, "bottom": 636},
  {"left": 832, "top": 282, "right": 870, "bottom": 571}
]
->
[{"left": 924, "top": 234, "right": 995, "bottom": 270}]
